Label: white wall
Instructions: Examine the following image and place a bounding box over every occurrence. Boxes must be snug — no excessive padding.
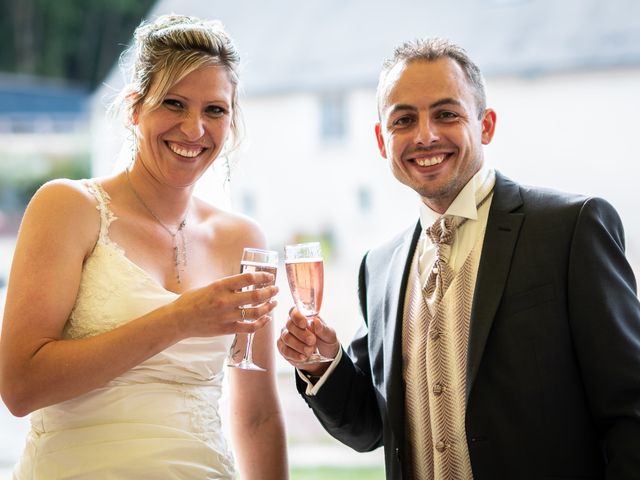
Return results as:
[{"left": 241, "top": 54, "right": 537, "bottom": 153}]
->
[{"left": 232, "top": 90, "right": 417, "bottom": 254}]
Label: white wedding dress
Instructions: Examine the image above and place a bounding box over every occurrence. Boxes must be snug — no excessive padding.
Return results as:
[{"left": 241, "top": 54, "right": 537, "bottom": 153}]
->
[{"left": 13, "top": 181, "right": 236, "bottom": 479}]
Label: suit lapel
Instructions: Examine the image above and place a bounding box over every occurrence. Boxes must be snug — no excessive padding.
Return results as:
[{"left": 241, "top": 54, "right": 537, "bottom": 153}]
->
[
  {"left": 466, "top": 172, "right": 524, "bottom": 402},
  {"left": 386, "top": 221, "right": 422, "bottom": 440}
]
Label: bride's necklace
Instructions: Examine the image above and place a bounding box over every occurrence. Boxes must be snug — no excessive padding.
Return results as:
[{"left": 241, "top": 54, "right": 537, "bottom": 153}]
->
[{"left": 125, "top": 168, "right": 190, "bottom": 284}]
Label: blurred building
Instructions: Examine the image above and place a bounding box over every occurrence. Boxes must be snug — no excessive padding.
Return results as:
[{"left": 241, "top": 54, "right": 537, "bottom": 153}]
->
[
  {"left": 0, "top": 74, "right": 89, "bottom": 163},
  {"left": 91, "top": 0, "right": 640, "bottom": 344},
  {"left": 0, "top": 74, "right": 90, "bottom": 234},
  {"left": 0, "top": 74, "right": 88, "bottom": 134}
]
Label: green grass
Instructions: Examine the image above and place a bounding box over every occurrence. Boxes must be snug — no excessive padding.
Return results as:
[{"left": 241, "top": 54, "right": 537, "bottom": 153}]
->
[{"left": 289, "top": 466, "right": 385, "bottom": 480}]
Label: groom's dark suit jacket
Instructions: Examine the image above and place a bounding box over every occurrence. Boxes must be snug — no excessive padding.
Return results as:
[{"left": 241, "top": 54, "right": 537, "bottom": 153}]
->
[{"left": 297, "top": 172, "right": 640, "bottom": 479}]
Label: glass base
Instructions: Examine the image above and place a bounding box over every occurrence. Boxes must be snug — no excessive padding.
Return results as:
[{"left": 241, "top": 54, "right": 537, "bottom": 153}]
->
[
  {"left": 297, "top": 352, "right": 334, "bottom": 365},
  {"left": 227, "top": 359, "right": 266, "bottom": 371}
]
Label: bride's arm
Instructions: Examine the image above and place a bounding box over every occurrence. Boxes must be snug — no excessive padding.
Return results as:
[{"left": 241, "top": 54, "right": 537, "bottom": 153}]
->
[
  {"left": 0, "top": 180, "right": 276, "bottom": 416},
  {"left": 229, "top": 317, "right": 289, "bottom": 479}
]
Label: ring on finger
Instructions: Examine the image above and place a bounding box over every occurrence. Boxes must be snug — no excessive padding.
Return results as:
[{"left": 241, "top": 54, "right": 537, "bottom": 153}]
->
[{"left": 240, "top": 306, "right": 246, "bottom": 322}]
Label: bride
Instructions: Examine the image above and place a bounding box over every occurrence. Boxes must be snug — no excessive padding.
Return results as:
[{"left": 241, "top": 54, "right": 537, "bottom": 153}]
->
[{"left": 0, "top": 14, "right": 288, "bottom": 479}]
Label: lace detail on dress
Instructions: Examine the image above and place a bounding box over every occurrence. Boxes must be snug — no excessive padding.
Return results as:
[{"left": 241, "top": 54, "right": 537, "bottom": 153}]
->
[
  {"left": 183, "top": 379, "right": 235, "bottom": 473},
  {"left": 82, "top": 179, "right": 122, "bottom": 254}
]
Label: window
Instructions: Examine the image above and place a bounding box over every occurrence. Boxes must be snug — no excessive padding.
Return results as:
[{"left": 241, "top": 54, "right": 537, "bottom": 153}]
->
[
  {"left": 320, "top": 92, "right": 347, "bottom": 143},
  {"left": 357, "top": 186, "right": 372, "bottom": 214},
  {"left": 240, "top": 191, "right": 256, "bottom": 217}
]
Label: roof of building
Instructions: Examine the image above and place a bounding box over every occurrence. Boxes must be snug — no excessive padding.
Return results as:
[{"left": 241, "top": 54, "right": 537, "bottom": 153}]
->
[
  {"left": 0, "top": 74, "right": 88, "bottom": 114},
  {"left": 138, "top": 0, "right": 640, "bottom": 95}
]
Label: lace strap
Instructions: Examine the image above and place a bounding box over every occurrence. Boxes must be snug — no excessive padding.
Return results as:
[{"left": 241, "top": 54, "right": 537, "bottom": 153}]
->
[{"left": 82, "top": 180, "right": 118, "bottom": 244}]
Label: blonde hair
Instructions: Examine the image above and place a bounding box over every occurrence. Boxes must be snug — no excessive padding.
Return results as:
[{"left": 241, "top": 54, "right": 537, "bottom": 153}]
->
[{"left": 116, "top": 14, "right": 243, "bottom": 150}]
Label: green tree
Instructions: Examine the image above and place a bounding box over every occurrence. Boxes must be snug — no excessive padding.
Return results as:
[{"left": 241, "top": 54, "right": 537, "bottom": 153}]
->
[{"left": 0, "top": 0, "right": 155, "bottom": 88}]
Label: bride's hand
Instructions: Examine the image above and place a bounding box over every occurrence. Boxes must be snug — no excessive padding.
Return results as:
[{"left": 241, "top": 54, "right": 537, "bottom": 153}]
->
[{"left": 171, "top": 272, "right": 278, "bottom": 338}]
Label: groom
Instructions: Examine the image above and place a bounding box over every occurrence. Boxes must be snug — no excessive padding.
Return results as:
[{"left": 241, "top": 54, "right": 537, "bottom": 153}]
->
[{"left": 277, "top": 37, "right": 640, "bottom": 479}]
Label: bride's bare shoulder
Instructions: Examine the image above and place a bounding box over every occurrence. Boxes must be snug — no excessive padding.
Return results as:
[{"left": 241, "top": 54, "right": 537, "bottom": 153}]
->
[
  {"left": 23, "top": 178, "right": 105, "bottom": 243},
  {"left": 27, "top": 178, "right": 100, "bottom": 214}
]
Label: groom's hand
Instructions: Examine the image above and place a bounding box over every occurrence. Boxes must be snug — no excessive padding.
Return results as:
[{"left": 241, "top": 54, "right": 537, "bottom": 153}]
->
[{"left": 277, "top": 307, "right": 340, "bottom": 376}]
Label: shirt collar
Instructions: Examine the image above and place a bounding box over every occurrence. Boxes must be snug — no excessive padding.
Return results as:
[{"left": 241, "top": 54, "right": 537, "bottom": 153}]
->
[{"left": 419, "top": 165, "right": 494, "bottom": 230}]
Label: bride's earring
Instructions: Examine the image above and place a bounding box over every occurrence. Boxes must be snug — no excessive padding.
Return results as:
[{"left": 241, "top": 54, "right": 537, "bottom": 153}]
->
[{"left": 224, "top": 156, "right": 231, "bottom": 186}]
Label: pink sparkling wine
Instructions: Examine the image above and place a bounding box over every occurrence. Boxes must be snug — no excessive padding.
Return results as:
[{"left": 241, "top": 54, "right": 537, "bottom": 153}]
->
[{"left": 285, "top": 259, "right": 324, "bottom": 317}]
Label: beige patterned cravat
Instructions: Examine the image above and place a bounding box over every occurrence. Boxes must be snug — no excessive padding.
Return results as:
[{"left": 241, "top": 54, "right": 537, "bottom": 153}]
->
[{"left": 424, "top": 217, "right": 458, "bottom": 312}]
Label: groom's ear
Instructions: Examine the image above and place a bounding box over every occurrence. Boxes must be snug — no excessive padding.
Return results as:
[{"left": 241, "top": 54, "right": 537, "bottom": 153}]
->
[{"left": 375, "top": 123, "right": 388, "bottom": 158}]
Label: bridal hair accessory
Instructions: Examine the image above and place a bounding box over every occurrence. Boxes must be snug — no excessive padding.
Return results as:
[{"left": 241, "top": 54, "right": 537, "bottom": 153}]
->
[{"left": 125, "top": 168, "right": 190, "bottom": 283}]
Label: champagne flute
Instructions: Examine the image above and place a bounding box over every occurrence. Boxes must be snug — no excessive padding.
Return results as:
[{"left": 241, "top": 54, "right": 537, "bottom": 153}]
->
[
  {"left": 284, "top": 241, "right": 334, "bottom": 364},
  {"left": 227, "top": 248, "right": 278, "bottom": 371}
]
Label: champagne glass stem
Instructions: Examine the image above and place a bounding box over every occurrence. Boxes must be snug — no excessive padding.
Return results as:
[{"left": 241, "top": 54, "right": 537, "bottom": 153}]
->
[{"left": 244, "top": 332, "right": 256, "bottom": 364}]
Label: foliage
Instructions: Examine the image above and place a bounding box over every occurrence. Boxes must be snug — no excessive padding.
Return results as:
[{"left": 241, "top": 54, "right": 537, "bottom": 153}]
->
[
  {"left": 291, "top": 230, "right": 337, "bottom": 262},
  {"left": 0, "top": 0, "right": 155, "bottom": 88},
  {"left": 290, "top": 466, "right": 385, "bottom": 480},
  {"left": 0, "top": 154, "right": 90, "bottom": 215}
]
